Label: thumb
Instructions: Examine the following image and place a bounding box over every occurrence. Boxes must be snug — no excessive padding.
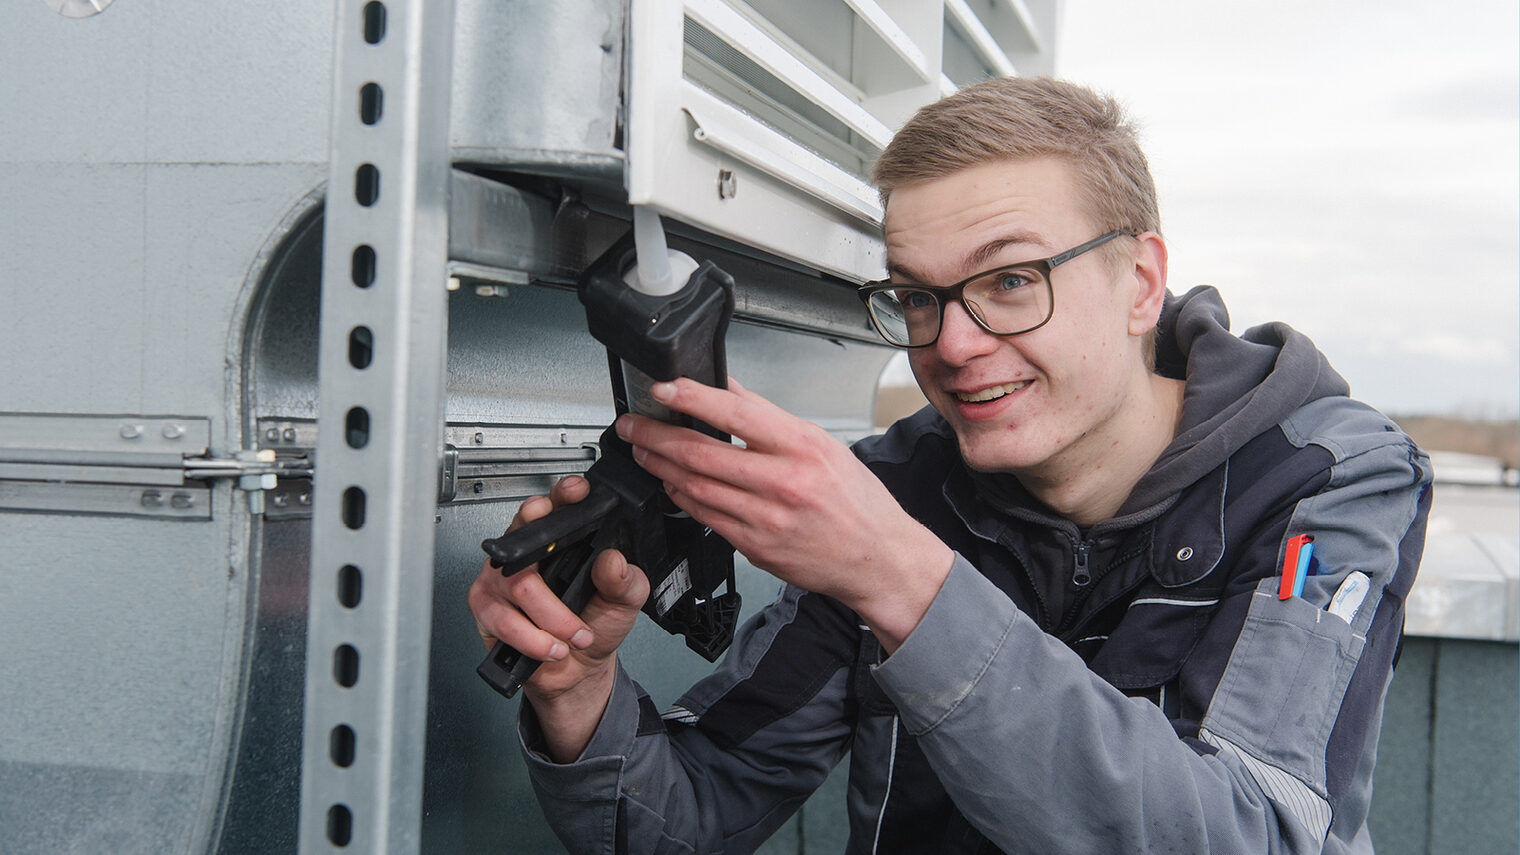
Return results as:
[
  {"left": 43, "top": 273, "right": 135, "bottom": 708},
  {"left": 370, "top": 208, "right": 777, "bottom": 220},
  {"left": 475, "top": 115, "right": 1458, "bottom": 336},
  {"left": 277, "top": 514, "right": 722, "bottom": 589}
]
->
[
  {"left": 572, "top": 550, "right": 649, "bottom": 656},
  {"left": 593, "top": 549, "right": 649, "bottom": 609}
]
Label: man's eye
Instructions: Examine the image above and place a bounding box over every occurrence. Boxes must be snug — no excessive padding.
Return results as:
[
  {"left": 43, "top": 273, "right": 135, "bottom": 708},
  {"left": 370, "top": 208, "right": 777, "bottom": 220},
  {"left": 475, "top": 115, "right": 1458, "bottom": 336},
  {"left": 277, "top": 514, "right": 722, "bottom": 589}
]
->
[
  {"left": 901, "top": 291, "right": 937, "bottom": 309},
  {"left": 994, "top": 272, "right": 1029, "bottom": 292}
]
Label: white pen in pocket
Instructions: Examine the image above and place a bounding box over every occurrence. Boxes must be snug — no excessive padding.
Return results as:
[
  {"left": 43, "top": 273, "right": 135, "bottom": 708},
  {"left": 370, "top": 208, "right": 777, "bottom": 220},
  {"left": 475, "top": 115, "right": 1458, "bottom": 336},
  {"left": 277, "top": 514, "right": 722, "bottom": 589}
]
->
[{"left": 1328, "top": 571, "right": 1371, "bottom": 624}]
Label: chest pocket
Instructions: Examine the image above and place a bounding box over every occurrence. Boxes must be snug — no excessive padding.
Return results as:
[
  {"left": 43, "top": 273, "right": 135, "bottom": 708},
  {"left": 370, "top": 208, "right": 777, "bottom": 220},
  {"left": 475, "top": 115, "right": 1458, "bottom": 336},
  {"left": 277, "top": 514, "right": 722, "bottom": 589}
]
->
[{"left": 1083, "top": 593, "right": 1217, "bottom": 692}]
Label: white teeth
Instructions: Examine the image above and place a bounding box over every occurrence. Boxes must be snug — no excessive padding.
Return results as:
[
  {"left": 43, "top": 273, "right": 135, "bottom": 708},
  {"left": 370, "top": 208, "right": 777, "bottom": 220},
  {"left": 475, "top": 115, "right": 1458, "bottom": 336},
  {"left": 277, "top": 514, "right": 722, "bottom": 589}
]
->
[{"left": 956, "top": 381, "right": 1029, "bottom": 403}]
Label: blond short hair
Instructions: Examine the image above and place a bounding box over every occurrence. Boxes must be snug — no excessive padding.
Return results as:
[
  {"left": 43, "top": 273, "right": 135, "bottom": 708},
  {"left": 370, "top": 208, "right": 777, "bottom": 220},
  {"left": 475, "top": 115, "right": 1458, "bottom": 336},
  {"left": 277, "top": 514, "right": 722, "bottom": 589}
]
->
[{"left": 872, "top": 76, "right": 1160, "bottom": 238}]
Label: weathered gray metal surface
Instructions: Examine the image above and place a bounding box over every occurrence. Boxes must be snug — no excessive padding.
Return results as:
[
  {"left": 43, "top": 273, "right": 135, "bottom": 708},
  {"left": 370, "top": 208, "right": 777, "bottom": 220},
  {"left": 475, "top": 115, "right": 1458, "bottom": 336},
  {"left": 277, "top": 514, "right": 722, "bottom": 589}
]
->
[{"left": 449, "top": 0, "right": 627, "bottom": 178}]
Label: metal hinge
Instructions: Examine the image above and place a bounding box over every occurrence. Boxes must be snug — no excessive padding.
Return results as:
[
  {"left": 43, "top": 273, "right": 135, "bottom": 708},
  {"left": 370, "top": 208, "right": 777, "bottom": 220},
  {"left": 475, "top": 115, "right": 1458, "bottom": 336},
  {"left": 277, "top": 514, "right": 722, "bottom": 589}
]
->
[
  {"left": 0, "top": 413, "right": 602, "bottom": 521},
  {"left": 0, "top": 413, "right": 301, "bottom": 520}
]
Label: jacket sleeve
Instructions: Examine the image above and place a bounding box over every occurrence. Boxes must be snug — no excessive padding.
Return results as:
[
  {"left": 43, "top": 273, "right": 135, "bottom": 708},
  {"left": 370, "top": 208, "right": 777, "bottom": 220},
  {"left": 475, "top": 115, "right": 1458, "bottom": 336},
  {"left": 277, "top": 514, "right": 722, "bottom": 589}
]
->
[
  {"left": 519, "top": 583, "right": 857, "bottom": 854},
  {"left": 870, "top": 409, "right": 1431, "bottom": 854}
]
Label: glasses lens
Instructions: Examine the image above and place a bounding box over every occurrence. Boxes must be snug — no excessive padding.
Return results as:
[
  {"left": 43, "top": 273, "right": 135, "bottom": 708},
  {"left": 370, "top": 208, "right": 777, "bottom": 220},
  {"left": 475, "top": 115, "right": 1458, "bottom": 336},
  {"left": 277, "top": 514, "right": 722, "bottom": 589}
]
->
[
  {"left": 868, "top": 288, "right": 941, "bottom": 346},
  {"left": 962, "top": 266, "right": 1052, "bottom": 335}
]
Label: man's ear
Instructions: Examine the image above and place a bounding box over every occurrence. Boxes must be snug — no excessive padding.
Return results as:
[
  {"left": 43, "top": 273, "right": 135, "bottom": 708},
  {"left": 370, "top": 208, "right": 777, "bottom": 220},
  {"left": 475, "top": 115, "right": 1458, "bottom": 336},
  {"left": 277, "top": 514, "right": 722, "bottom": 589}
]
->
[{"left": 1126, "top": 232, "right": 1168, "bottom": 336}]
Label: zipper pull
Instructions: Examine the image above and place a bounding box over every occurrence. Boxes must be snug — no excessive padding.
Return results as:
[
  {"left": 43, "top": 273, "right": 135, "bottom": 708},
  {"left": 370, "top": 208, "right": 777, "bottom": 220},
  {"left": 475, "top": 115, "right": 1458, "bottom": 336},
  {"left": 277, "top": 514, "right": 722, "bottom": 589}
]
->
[{"left": 1073, "top": 540, "right": 1092, "bottom": 587}]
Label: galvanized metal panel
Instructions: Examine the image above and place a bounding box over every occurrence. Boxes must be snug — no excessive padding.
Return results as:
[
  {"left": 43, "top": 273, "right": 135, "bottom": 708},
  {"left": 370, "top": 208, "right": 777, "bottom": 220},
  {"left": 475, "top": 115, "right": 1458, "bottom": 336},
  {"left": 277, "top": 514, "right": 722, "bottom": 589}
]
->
[{"left": 0, "top": 504, "right": 247, "bottom": 854}]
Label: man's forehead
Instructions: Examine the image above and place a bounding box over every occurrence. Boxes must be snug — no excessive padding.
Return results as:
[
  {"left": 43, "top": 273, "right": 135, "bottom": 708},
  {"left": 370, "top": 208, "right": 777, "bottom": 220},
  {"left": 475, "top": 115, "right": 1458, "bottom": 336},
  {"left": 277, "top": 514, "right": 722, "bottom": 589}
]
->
[
  {"left": 880, "top": 157, "right": 1088, "bottom": 278},
  {"left": 885, "top": 229, "right": 1051, "bottom": 281}
]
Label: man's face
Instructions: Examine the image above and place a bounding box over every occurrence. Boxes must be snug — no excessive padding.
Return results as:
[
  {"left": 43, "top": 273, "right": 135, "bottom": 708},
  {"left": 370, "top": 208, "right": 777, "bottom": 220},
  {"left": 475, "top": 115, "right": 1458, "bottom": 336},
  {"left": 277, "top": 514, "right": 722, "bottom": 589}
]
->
[{"left": 885, "top": 157, "right": 1157, "bottom": 477}]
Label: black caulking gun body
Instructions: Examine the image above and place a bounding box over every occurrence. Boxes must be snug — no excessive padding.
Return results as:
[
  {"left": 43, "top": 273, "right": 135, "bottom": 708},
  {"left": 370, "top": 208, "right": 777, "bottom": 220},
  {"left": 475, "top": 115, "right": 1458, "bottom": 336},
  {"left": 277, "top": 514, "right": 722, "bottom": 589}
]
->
[{"left": 476, "top": 228, "right": 742, "bottom": 699}]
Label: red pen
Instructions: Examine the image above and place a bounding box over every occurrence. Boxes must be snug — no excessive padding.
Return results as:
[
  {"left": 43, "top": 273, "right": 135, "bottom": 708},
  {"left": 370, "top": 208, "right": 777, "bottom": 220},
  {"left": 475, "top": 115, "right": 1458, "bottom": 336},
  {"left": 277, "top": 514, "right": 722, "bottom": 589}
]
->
[{"left": 1278, "top": 534, "right": 1315, "bottom": 600}]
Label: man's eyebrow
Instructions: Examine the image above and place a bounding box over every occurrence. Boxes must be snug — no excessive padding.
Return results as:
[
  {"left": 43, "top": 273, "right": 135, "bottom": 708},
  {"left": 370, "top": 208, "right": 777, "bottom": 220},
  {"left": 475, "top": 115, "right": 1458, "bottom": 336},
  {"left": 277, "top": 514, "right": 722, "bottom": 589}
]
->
[
  {"left": 886, "top": 231, "right": 1047, "bottom": 284},
  {"left": 965, "top": 232, "right": 1047, "bottom": 271}
]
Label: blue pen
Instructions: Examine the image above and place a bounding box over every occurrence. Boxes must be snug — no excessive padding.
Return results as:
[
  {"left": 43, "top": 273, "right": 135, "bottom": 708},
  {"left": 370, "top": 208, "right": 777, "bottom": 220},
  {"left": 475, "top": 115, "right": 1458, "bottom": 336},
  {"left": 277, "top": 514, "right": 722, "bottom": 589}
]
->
[
  {"left": 1291, "top": 540, "right": 1313, "bottom": 598},
  {"left": 1279, "top": 534, "right": 1315, "bottom": 600}
]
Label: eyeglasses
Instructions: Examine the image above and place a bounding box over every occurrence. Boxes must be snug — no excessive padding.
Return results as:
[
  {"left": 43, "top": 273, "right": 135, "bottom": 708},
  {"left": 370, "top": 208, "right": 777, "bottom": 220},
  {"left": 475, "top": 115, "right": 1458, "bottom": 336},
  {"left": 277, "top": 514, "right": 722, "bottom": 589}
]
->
[{"left": 857, "top": 231, "right": 1131, "bottom": 348}]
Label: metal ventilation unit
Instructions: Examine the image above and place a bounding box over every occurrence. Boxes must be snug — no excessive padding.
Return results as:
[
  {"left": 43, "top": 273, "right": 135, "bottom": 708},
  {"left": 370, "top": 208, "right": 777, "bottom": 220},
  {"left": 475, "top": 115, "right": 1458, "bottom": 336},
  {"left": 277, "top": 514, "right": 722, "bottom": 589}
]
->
[
  {"left": 0, "top": 2, "right": 1059, "bottom": 853},
  {"left": 628, "top": 0, "right": 1057, "bottom": 281}
]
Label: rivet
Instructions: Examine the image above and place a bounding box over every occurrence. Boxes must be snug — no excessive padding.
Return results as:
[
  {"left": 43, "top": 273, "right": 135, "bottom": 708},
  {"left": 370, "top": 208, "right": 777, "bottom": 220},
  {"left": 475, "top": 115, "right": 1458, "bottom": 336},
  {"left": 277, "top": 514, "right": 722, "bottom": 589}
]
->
[
  {"left": 473, "top": 432, "right": 484, "bottom": 445},
  {"left": 120, "top": 423, "right": 144, "bottom": 439},
  {"left": 171, "top": 492, "right": 195, "bottom": 509},
  {"left": 272, "top": 493, "right": 290, "bottom": 508},
  {"left": 283, "top": 428, "right": 297, "bottom": 443},
  {"left": 162, "top": 423, "right": 186, "bottom": 440},
  {"left": 1176, "top": 546, "right": 1194, "bottom": 561},
  {"left": 472, "top": 481, "right": 485, "bottom": 494},
  {"left": 264, "top": 427, "right": 280, "bottom": 443},
  {"left": 140, "top": 489, "right": 164, "bottom": 507},
  {"left": 297, "top": 492, "right": 312, "bottom": 506}
]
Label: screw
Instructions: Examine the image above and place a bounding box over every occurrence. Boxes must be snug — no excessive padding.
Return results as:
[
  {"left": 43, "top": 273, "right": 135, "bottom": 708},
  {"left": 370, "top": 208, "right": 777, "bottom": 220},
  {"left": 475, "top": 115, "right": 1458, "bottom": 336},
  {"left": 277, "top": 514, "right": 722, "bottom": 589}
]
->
[
  {"left": 473, "top": 432, "right": 484, "bottom": 445},
  {"left": 272, "top": 493, "right": 290, "bottom": 508},
  {"left": 297, "top": 492, "right": 312, "bottom": 506},
  {"left": 171, "top": 492, "right": 195, "bottom": 509},
  {"left": 264, "top": 427, "right": 280, "bottom": 443},
  {"left": 140, "top": 489, "right": 164, "bottom": 507},
  {"left": 472, "top": 481, "right": 485, "bottom": 494},
  {"left": 283, "top": 428, "right": 297, "bottom": 443}
]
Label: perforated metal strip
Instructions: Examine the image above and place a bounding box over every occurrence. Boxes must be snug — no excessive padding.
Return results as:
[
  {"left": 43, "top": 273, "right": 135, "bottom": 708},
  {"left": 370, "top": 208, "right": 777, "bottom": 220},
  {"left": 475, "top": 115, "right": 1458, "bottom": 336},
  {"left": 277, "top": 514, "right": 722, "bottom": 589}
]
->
[{"left": 298, "top": 0, "right": 455, "bottom": 851}]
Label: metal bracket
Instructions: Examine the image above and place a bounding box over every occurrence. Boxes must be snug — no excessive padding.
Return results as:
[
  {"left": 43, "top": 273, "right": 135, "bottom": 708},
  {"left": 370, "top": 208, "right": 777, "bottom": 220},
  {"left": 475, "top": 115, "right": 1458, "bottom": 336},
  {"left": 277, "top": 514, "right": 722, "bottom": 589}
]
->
[
  {"left": 298, "top": 0, "right": 456, "bottom": 851},
  {"left": 263, "top": 419, "right": 599, "bottom": 519}
]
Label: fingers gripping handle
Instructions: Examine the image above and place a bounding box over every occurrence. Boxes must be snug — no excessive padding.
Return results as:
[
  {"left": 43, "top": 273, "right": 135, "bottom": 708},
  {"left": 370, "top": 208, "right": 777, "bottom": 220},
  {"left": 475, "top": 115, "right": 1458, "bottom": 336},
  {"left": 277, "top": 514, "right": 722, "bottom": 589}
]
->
[
  {"left": 476, "top": 487, "right": 620, "bottom": 699},
  {"left": 476, "top": 538, "right": 601, "bottom": 698}
]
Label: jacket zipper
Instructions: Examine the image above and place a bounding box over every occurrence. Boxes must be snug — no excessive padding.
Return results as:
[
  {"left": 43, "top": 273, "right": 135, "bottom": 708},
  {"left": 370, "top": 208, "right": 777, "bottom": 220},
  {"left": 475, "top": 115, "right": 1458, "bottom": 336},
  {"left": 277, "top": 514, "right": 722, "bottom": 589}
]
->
[{"left": 1072, "top": 538, "right": 1093, "bottom": 587}]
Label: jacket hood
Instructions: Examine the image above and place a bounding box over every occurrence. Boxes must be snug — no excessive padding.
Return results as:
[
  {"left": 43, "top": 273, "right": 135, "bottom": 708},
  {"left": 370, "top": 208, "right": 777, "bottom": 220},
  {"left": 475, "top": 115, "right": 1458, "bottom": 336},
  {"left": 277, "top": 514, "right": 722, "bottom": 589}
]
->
[{"left": 1119, "top": 285, "right": 1349, "bottom": 513}]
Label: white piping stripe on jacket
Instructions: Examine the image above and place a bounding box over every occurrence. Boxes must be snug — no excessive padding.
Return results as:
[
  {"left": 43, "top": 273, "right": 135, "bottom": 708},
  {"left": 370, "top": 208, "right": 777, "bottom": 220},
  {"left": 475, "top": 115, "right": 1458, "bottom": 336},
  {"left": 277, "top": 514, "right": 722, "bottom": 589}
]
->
[
  {"left": 870, "top": 716, "right": 899, "bottom": 855},
  {"left": 1129, "top": 597, "right": 1221, "bottom": 609}
]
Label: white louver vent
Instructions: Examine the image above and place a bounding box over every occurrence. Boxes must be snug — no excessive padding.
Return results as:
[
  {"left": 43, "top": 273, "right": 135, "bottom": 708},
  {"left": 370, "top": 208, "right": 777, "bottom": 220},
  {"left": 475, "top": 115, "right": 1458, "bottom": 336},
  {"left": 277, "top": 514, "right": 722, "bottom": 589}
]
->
[{"left": 627, "top": 0, "right": 1058, "bottom": 282}]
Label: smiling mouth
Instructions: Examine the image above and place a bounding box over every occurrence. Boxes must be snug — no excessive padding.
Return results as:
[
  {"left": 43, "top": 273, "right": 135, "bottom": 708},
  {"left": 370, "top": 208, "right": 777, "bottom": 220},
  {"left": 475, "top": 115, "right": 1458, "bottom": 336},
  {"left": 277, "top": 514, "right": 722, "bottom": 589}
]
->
[{"left": 955, "top": 381, "right": 1030, "bottom": 403}]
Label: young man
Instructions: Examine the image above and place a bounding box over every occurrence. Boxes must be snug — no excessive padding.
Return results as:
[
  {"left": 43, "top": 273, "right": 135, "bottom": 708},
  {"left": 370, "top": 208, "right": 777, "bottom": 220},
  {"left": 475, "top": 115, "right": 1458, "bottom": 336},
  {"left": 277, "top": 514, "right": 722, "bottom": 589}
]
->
[{"left": 469, "top": 77, "right": 1430, "bottom": 853}]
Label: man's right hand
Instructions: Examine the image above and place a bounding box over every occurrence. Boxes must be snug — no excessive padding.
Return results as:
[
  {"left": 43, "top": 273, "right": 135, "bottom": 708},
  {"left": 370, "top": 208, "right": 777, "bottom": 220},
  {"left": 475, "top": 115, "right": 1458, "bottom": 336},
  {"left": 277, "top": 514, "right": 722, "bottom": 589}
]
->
[{"left": 467, "top": 474, "right": 651, "bottom": 762}]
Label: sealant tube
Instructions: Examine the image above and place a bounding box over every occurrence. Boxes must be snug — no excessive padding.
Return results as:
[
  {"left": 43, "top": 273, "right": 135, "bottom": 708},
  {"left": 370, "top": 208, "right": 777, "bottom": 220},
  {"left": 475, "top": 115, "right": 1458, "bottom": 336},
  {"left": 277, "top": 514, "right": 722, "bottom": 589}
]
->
[{"left": 623, "top": 207, "right": 699, "bottom": 421}]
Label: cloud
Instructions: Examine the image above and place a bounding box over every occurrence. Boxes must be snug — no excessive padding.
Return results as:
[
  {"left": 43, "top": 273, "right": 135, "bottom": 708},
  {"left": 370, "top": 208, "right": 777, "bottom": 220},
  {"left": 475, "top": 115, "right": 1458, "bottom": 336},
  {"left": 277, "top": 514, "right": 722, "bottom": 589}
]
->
[
  {"left": 1403, "top": 332, "right": 1513, "bottom": 366},
  {"left": 1053, "top": 0, "right": 1519, "bottom": 416}
]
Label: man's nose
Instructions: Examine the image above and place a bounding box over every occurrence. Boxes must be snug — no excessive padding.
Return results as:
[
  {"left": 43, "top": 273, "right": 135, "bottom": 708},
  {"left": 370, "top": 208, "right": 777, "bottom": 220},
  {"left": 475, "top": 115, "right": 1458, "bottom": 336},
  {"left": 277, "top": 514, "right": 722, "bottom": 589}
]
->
[{"left": 934, "top": 299, "right": 1000, "bottom": 364}]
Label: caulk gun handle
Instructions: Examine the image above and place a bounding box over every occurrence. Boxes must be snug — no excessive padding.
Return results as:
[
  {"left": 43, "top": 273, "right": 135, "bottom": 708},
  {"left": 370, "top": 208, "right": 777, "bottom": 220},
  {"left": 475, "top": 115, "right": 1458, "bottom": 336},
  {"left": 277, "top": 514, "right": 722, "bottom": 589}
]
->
[{"left": 477, "top": 536, "right": 602, "bottom": 699}]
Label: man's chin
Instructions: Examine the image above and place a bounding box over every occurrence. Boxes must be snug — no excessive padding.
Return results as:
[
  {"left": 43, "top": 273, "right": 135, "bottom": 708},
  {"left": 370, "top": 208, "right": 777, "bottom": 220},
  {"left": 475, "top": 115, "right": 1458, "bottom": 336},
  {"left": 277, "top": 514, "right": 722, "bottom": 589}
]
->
[{"left": 955, "top": 434, "right": 1039, "bottom": 475}]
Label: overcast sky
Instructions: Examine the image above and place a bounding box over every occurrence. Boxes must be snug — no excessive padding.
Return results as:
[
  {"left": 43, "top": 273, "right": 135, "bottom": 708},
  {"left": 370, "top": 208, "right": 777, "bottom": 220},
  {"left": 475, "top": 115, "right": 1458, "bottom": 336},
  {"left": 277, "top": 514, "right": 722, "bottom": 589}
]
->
[{"left": 1042, "top": 0, "right": 1518, "bottom": 417}]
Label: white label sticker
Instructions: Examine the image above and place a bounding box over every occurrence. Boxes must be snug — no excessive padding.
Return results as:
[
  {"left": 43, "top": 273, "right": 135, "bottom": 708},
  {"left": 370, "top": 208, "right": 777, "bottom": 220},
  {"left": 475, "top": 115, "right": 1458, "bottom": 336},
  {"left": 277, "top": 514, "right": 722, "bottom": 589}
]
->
[{"left": 653, "top": 559, "right": 692, "bottom": 616}]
